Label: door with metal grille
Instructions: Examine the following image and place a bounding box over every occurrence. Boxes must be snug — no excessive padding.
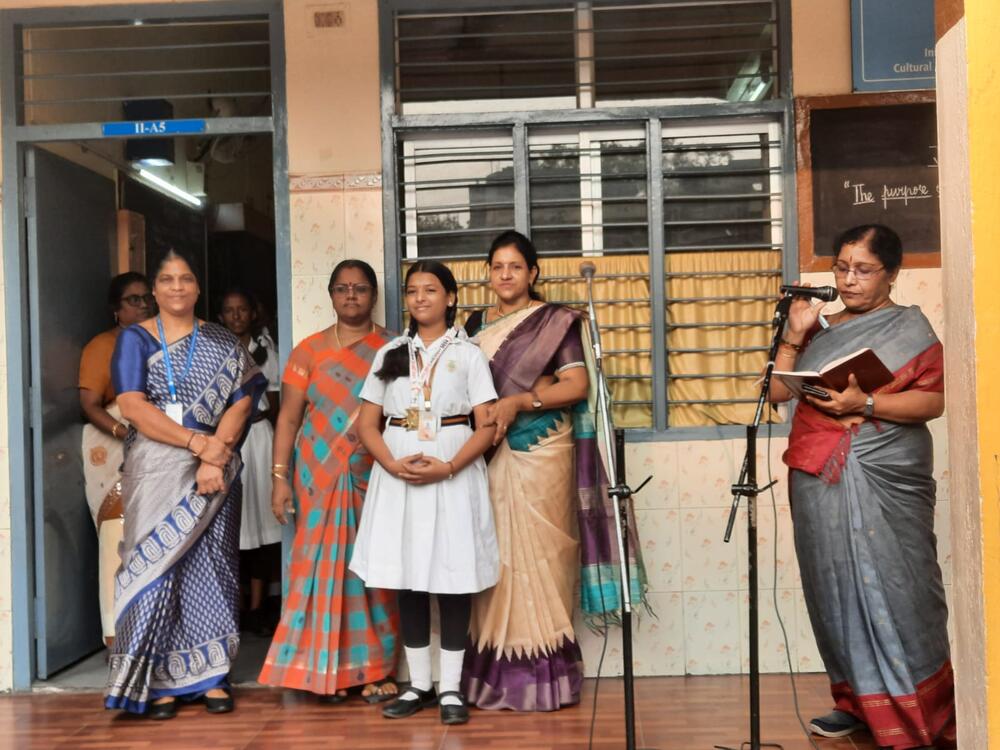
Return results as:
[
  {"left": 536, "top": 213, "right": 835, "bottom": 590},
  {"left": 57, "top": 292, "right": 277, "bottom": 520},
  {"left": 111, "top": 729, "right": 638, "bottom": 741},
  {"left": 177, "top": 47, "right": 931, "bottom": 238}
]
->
[{"left": 26, "top": 147, "right": 115, "bottom": 677}]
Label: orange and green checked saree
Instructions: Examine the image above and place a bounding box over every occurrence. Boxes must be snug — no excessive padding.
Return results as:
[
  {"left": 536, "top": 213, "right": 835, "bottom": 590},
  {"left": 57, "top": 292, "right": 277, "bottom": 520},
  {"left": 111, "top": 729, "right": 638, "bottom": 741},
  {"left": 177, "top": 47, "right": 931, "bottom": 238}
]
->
[{"left": 259, "top": 328, "right": 400, "bottom": 695}]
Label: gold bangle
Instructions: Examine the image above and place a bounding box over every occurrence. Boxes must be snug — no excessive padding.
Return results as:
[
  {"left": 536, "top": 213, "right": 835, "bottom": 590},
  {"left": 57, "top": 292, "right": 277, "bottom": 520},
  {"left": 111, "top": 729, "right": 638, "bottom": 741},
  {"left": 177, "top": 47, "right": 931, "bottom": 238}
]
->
[
  {"left": 112, "top": 422, "right": 124, "bottom": 439},
  {"left": 447, "top": 461, "right": 456, "bottom": 480},
  {"left": 271, "top": 463, "right": 289, "bottom": 470},
  {"left": 271, "top": 471, "right": 289, "bottom": 481}
]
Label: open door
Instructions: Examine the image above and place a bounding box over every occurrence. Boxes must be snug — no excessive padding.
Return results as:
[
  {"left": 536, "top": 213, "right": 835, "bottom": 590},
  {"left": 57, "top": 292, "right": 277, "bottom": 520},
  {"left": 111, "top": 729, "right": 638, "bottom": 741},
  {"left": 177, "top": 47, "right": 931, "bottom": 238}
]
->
[{"left": 25, "top": 147, "right": 115, "bottom": 677}]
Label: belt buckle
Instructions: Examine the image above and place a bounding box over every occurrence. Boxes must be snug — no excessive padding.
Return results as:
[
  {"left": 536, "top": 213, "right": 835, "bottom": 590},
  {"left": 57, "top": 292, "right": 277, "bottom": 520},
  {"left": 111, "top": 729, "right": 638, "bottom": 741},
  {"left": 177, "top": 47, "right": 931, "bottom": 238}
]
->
[{"left": 404, "top": 407, "right": 420, "bottom": 431}]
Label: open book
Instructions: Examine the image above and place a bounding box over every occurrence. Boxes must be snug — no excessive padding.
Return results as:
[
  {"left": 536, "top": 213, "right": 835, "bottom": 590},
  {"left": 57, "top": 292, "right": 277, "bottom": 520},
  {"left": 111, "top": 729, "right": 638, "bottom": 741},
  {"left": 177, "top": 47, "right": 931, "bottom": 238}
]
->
[{"left": 774, "top": 347, "right": 894, "bottom": 399}]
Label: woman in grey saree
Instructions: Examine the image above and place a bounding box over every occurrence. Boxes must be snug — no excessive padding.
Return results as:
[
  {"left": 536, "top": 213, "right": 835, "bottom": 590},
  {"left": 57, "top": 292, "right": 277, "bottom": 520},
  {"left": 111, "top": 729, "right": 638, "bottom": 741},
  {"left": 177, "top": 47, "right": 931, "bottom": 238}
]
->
[
  {"left": 106, "top": 251, "right": 264, "bottom": 718},
  {"left": 773, "top": 225, "right": 954, "bottom": 750}
]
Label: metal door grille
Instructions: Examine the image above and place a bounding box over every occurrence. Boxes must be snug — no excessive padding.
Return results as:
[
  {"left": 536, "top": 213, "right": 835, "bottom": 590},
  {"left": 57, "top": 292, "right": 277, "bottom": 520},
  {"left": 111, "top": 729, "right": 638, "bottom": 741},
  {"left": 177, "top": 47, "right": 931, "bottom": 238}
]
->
[{"left": 16, "top": 15, "right": 272, "bottom": 126}]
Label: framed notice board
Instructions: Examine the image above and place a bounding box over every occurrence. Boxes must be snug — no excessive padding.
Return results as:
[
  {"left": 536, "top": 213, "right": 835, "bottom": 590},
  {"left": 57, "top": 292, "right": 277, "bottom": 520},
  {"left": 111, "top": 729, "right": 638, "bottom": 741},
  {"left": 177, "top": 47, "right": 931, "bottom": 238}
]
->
[{"left": 796, "top": 91, "right": 940, "bottom": 272}]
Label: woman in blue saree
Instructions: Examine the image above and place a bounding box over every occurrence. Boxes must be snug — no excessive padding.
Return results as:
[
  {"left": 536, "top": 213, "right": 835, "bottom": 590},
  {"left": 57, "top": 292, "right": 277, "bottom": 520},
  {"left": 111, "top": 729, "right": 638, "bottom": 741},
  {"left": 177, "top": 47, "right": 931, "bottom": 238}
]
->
[
  {"left": 771, "top": 225, "right": 954, "bottom": 750},
  {"left": 106, "top": 250, "right": 265, "bottom": 719}
]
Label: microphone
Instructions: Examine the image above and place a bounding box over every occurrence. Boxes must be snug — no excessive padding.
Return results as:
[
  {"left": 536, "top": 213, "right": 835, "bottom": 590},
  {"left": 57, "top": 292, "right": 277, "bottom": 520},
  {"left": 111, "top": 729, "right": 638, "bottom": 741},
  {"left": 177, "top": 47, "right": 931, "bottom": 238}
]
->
[
  {"left": 580, "top": 261, "right": 596, "bottom": 279},
  {"left": 779, "top": 284, "right": 838, "bottom": 302}
]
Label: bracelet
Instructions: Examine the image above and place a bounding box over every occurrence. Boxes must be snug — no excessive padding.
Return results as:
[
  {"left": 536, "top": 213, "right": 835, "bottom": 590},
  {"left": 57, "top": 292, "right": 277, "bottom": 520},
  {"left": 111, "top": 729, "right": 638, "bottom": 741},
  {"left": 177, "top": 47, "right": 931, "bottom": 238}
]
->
[
  {"left": 271, "top": 463, "right": 289, "bottom": 470},
  {"left": 189, "top": 433, "right": 207, "bottom": 457},
  {"left": 111, "top": 422, "right": 125, "bottom": 439},
  {"left": 779, "top": 338, "right": 803, "bottom": 351},
  {"left": 271, "top": 470, "right": 289, "bottom": 481},
  {"left": 185, "top": 432, "right": 197, "bottom": 451},
  {"left": 447, "top": 461, "right": 456, "bottom": 480}
]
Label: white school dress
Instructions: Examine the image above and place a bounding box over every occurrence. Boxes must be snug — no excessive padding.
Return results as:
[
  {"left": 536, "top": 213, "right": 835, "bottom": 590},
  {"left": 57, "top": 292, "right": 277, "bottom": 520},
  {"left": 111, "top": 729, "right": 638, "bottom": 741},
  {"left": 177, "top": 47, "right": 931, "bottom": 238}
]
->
[
  {"left": 239, "top": 333, "right": 283, "bottom": 550},
  {"left": 348, "top": 330, "right": 500, "bottom": 594}
]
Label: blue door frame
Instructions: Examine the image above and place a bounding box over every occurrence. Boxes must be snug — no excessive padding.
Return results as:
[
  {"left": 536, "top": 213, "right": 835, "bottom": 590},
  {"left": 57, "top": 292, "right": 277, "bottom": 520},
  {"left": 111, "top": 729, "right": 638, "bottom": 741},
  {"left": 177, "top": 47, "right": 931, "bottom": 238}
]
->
[{"left": 0, "top": 0, "right": 291, "bottom": 690}]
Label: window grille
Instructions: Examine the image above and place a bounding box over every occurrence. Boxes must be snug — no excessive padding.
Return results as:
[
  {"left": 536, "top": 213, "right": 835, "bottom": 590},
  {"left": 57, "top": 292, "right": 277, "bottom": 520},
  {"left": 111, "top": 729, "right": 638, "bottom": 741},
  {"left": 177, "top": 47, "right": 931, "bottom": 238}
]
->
[
  {"left": 385, "top": 0, "right": 791, "bottom": 435},
  {"left": 394, "top": 1, "right": 778, "bottom": 114},
  {"left": 16, "top": 15, "right": 272, "bottom": 126}
]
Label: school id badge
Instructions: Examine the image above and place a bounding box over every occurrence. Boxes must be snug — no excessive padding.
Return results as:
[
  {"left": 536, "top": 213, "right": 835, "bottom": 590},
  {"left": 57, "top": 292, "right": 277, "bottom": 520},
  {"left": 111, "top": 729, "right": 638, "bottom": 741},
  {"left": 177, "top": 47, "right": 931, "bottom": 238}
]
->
[
  {"left": 417, "top": 410, "right": 440, "bottom": 441},
  {"left": 166, "top": 401, "right": 184, "bottom": 424}
]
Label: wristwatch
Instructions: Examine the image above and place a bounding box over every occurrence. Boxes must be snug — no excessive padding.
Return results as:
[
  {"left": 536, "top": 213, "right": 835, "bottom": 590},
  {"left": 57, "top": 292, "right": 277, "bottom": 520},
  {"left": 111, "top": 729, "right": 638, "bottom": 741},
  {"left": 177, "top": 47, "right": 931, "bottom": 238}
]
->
[
  {"left": 530, "top": 389, "right": 543, "bottom": 410},
  {"left": 863, "top": 394, "right": 875, "bottom": 418}
]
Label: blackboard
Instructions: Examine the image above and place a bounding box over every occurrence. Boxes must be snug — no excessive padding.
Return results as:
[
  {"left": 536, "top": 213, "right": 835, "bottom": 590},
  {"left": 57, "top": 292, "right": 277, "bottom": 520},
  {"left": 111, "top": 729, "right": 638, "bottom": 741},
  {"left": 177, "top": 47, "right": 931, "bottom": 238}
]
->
[{"left": 809, "top": 102, "right": 939, "bottom": 257}]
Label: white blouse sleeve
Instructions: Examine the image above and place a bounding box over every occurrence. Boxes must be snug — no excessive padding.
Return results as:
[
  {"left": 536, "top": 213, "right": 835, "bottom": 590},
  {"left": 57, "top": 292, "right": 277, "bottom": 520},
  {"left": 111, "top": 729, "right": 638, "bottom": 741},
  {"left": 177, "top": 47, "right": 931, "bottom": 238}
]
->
[
  {"left": 466, "top": 345, "right": 498, "bottom": 407},
  {"left": 360, "top": 345, "right": 391, "bottom": 406}
]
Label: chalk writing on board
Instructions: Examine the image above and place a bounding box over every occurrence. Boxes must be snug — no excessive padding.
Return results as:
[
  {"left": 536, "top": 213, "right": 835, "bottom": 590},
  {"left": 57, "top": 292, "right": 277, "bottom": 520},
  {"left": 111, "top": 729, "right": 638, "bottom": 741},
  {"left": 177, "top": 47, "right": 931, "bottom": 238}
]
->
[{"left": 843, "top": 181, "right": 938, "bottom": 210}]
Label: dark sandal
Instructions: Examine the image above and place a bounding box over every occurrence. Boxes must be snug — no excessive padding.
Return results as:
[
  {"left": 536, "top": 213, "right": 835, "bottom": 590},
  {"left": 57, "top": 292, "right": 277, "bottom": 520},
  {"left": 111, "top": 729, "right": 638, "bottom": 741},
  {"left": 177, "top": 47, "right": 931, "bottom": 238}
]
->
[
  {"left": 382, "top": 686, "right": 437, "bottom": 719},
  {"left": 437, "top": 691, "right": 469, "bottom": 725},
  {"left": 318, "top": 689, "right": 351, "bottom": 704},
  {"left": 204, "top": 689, "right": 234, "bottom": 714},
  {"left": 361, "top": 678, "right": 398, "bottom": 704},
  {"left": 148, "top": 698, "right": 178, "bottom": 720}
]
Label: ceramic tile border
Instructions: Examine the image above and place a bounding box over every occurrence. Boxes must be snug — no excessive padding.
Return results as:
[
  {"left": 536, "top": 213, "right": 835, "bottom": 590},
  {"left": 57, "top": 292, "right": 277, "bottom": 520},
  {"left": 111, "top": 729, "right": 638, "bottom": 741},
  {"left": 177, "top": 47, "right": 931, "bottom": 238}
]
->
[{"left": 289, "top": 172, "right": 381, "bottom": 193}]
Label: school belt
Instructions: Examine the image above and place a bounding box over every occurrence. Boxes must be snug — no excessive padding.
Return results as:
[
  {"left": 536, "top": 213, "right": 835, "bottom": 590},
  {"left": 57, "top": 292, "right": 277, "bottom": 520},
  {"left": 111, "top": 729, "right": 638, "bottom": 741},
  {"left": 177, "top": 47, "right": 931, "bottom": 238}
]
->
[{"left": 387, "top": 414, "right": 471, "bottom": 430}]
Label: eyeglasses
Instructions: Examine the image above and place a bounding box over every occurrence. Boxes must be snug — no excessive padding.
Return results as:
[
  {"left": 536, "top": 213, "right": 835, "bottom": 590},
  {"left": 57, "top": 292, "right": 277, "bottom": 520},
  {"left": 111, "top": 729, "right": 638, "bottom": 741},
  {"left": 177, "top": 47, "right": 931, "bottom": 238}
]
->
[
  {"left": 331, "top": 283, "right": 373, "bottom": 296},
  {"left": 121, "top": 294, "right": 155, "bottom": 307},
  {"left": 831, "top": 263, "right": 884, "bottom": 280}
]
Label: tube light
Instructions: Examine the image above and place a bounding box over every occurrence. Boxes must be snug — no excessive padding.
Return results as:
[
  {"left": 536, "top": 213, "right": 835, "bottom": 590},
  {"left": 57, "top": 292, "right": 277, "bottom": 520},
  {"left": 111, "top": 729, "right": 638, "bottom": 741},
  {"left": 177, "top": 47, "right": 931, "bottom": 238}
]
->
[{"left": 137, "top": 168, "right": 203, "bottom": 208}]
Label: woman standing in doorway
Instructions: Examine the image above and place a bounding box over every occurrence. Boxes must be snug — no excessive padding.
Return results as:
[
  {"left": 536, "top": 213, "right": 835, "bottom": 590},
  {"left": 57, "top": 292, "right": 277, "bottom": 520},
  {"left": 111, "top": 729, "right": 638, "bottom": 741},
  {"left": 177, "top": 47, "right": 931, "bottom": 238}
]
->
[
  {"left": 79, "top": 272, "right": 153, "bottom": 648},
  {"left": 105, "top": 249, "right": 264, "bottom": 719},
  {"left": 219, "top": 288, "right": 283, "bottom": 634},
  {"left": 462, "top": 230, "right": 647, "bottom": 711},
  {"left": 259, "top": 260, "right": 401, "bottom": 703}
]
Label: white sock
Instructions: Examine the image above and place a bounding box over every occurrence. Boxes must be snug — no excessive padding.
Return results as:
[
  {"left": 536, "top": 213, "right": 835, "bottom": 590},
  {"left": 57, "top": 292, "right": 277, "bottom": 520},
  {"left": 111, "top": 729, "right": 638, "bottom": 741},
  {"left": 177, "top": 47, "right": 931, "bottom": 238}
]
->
[
  {"left": 401, "top": 645, "right": 432, "bottom": 699},
  {"left": 438, "top": 648, "right": 465, "bottom": 706}
]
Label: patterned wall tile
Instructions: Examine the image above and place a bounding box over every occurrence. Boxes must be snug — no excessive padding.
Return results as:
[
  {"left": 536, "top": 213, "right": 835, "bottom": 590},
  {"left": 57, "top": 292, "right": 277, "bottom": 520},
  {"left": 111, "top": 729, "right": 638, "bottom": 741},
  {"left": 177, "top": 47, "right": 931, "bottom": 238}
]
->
[
  {"left": 289, "top": 191, "right": 346, "bottom": 276},
  {"left": 682, "top": 590, "right": 741, "bottom": 675},
  {"left": 633, "top": 592, "right": 684, "bottom": 677},
  {"left": 291, "top": 275, "right": 335, "bottom": 345},
  {"left": 680, "top": 508, "right": 740, "bottom": 591},
  {"left": 577, "top": 615, "right": 624, "bottom": 678},
  {"left": 735, "top": 504, "right": 801, "bottom": 591},
  {"left": 344, "top": 189, "right": 385, "bottom": 270},
  {"left": 626, "top": 442, "right": 678, "bottom": 509},
  {"left": 738, "top": 588, "right": 798, "bottom": 674},
  {"left": 677, "top": 440, "right": 738, "bottom": 508},
  {"left": 635, "top": 509, "right": 681, "bottom": 593}
]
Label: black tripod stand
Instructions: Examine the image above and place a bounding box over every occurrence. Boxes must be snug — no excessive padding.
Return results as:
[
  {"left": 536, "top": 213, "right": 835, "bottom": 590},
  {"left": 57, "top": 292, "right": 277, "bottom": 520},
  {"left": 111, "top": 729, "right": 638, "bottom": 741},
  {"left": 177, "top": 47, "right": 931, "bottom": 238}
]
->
[{"left": 714, "top": 294, "right": 794, "bottom": 750}]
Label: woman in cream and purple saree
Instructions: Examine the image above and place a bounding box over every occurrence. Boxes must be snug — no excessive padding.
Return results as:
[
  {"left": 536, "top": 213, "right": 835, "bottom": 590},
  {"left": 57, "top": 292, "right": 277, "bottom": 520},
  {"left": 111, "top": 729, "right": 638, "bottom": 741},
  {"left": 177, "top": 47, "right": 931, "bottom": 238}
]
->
[
  {"left": 462, "top": 230, "right": 647, "bottom": 712},
  {"left": 771, "top": 225, "right": 954, "bottom": 750},
  {"left": 106, "top": 250, "right": 265, "bottom": 720}
]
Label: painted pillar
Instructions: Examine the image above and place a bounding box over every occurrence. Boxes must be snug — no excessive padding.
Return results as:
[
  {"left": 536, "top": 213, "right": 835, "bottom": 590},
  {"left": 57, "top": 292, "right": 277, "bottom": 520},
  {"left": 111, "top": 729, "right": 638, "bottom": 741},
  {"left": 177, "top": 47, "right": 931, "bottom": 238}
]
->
[{"left": 937, "top": 0, "right": 1000, "bottom": 745}]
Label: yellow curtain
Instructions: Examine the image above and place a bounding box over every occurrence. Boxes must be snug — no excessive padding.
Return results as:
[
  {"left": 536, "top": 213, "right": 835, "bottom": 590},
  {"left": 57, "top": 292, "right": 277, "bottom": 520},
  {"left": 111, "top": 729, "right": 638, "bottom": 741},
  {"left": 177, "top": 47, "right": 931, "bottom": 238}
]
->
[
  {"left": 665, "top": 250, "right": 782, "bottom": 428},
  {"left": 412, "top": 251, "right": 783, "bottom": 430}
]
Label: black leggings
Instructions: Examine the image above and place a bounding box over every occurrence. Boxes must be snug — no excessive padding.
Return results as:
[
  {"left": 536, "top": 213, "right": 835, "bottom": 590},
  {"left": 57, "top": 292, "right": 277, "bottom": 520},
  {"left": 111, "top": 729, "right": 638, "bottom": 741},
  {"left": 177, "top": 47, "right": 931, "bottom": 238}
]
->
[{"left": 397, "top": 590, "right": 470, "bottom": 651}]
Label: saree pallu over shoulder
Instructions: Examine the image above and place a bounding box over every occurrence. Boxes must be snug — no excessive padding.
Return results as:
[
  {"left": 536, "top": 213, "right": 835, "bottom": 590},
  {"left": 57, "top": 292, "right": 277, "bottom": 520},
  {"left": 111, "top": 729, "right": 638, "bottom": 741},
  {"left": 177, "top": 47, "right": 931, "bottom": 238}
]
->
[
  {"left": 783, "top": 305, "right": 943, "bottom": 483},
  {"left": 106, "top": 323, "right": 264, "bottom": 713},
  {"left": 463, "top": 303, "right": 647, "bottom": 712}
]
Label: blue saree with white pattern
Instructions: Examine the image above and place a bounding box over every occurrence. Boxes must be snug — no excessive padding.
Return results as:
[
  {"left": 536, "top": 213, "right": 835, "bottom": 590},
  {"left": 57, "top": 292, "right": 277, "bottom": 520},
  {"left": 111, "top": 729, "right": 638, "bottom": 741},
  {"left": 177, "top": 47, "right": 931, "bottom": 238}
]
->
[{"left": 105, "top": 321, "right": 264, "bottom": 713}]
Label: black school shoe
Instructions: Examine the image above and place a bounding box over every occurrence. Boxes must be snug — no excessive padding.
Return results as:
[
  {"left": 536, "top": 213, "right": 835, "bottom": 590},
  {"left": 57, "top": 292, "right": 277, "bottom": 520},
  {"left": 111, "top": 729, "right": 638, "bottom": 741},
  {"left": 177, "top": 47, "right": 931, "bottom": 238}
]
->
[
  {"left": 204, "top": 689, "right": 235, "bottom": 714},
  {"left": 808, "top": 710, "right": 865, "bottom": 738},
  {"left": 382, "top": 686, "right": 437, "bottom": 719},
  {"left": 438, "top": 691, "right": 469, "bottom": 725},
  {"left": 148, "top": 698, "right": 178, "bottom": 720}
]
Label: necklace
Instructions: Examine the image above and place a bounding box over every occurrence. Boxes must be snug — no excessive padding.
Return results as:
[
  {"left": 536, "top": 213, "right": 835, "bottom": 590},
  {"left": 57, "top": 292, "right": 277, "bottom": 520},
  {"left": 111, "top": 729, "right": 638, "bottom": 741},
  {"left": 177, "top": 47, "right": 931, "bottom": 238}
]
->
[
  {"left": 334, "top": 320, "right": 375, "bottom": 349},
  {"left": 493, "top": 299, "right": 536, "bottom": 321}
]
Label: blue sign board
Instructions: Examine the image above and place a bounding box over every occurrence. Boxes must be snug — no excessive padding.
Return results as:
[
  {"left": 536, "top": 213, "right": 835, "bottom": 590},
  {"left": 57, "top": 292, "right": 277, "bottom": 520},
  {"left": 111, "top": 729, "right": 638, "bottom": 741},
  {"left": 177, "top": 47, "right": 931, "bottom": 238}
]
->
[
  {"left": 101, "top": 119, "right": 207, "bottom": 137},
  {"left": 851, "top": 0, "right": 935, "bottom": 92}
]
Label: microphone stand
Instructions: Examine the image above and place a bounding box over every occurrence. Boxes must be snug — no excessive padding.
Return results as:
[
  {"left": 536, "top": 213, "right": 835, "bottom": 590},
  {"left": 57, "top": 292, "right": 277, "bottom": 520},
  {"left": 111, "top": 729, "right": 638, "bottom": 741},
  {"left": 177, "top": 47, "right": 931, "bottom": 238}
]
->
[
  {"left": 582, "top": 269, "right": 652, "bottom": 750},
  {"left": 715, "top": 294, "right": 791, "bottom": 750}
]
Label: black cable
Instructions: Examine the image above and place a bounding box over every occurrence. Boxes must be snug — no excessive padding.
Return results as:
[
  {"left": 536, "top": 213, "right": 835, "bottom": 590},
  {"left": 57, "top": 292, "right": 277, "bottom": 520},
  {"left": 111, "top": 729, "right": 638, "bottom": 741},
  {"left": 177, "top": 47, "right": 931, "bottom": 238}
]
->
[{"left": 766, "top": 409, "right": 821, "bottom": 750}]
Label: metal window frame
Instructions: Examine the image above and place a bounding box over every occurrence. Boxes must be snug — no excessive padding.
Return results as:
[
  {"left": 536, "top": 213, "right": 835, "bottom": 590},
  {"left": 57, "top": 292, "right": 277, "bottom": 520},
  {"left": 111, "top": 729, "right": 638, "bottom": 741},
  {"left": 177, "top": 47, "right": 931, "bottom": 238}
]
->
[
  {"left": 379, "top": 0, "right": 795, "bottom": 443},
  {"left": 0, "top": 0, "right": 291, "bottom": 691}
]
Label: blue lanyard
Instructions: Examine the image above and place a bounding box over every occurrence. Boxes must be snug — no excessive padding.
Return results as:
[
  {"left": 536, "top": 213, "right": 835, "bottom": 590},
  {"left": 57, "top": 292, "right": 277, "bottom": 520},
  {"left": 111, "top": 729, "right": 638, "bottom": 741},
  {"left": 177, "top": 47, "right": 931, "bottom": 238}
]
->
[{"left": 156, "top": 316, "right": 199, "bottom": 404}]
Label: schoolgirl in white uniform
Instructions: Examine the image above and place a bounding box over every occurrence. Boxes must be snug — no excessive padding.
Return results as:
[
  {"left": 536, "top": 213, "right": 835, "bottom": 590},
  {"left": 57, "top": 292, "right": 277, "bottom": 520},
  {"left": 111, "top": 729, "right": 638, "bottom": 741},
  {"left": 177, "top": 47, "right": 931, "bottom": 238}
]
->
[{"left": 349, "top": 260, "right": 499, "bottom": 725}]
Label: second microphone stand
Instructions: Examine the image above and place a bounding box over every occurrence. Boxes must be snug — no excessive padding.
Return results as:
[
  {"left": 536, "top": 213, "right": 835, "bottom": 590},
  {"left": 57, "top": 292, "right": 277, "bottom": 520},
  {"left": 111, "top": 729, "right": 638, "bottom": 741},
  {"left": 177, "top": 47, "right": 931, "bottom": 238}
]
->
[
  {"left": 715, "top": 294, "right": 792, "bottom": 750},
  {"left": 582, "top": 269, "right": 652, "bottom": 750}
]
